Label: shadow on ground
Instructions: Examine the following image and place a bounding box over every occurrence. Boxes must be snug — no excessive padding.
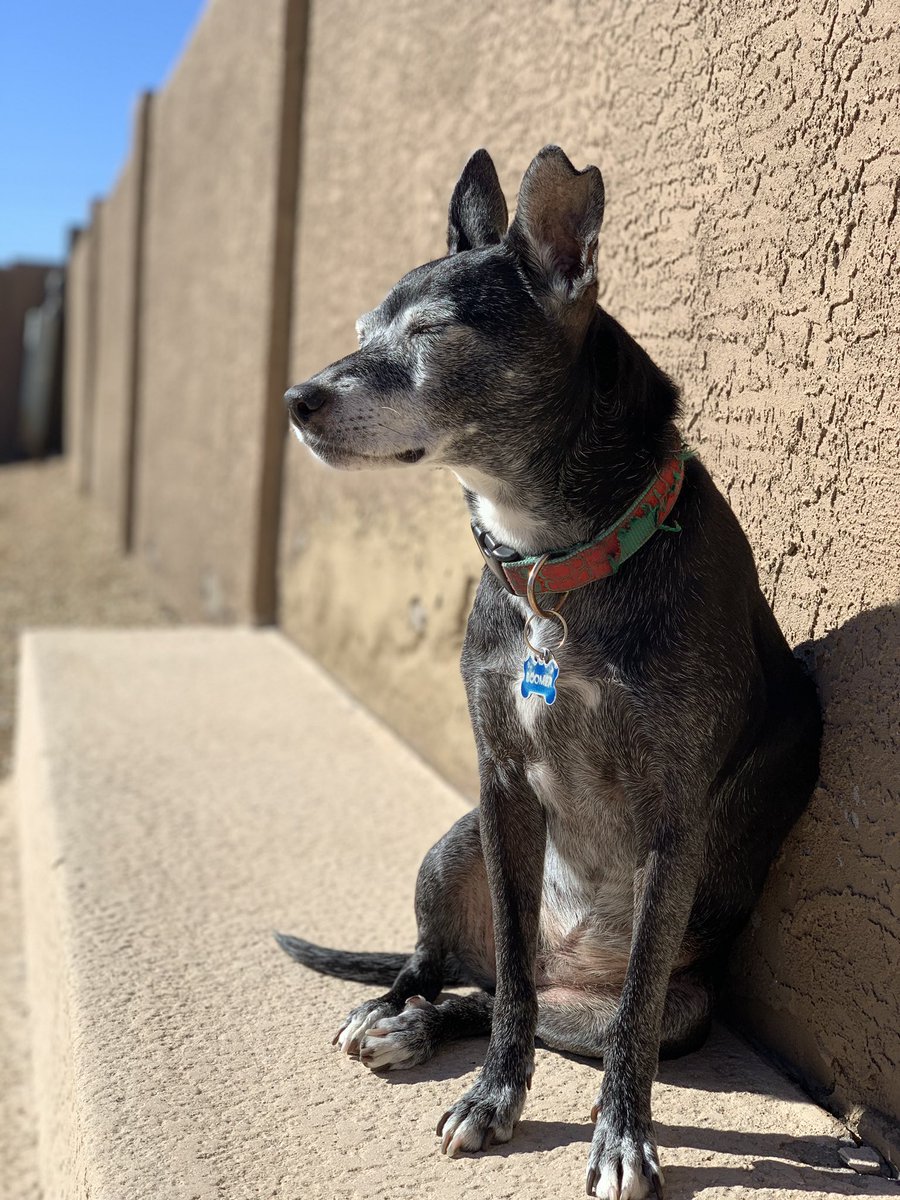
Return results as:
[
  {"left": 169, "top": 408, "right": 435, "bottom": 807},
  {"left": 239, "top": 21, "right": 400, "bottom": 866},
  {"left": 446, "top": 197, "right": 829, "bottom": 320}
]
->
[{"left": 368, "top": 1016, "right": 900, "bottom": 1193}]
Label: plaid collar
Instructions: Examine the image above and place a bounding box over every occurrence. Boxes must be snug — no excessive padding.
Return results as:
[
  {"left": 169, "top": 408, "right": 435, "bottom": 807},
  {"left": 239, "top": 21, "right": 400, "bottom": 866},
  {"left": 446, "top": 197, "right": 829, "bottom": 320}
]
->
[{"left": 471, "top": 451, "right": 687, "bottom": 600}]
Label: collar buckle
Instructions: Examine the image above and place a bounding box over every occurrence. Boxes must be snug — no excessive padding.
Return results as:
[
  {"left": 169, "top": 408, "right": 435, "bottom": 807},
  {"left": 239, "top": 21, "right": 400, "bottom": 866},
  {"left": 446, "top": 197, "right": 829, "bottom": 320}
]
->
[{"left": 471, "top": 524, "right": 519, "bottom": 594}]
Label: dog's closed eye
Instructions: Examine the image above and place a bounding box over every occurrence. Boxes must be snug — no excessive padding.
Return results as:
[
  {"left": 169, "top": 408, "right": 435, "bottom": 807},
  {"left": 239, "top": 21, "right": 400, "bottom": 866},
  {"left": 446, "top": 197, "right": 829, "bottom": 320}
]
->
[{"left": 407, "top": 321, "right": 448, "bottom": 338}]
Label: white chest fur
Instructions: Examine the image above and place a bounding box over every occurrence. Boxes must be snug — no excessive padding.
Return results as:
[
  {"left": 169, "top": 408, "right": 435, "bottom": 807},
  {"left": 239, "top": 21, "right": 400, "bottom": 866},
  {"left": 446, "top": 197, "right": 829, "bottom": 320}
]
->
[{"left": 512, "top": 667, "right": 638, "bottom": 976}]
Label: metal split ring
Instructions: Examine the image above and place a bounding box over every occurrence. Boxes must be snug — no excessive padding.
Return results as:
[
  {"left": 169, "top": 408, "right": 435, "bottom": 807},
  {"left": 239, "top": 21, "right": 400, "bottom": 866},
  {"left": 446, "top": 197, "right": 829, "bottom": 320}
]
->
[
  {"left": 524, "top": 609, "right": 569, "bottom": 659},
  {"left": 523, "top": 555, "right": 570, "bottom": 659}
]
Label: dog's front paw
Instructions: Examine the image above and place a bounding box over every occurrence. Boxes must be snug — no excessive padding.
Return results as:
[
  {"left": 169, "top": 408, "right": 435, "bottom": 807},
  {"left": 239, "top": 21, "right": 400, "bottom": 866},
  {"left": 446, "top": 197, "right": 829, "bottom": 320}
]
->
[
  {"left": 437, "top": 1077, "right": 527, "bottom": 1157},
  {"left": 333, "top": 996, "right": 401, "bottom": 1056},
  {"left": 586, "top": 1108, "right": 663, "bottom": 1200},
  {"left": 359, "top": 994, "right": 440, "bottom": 1070}
]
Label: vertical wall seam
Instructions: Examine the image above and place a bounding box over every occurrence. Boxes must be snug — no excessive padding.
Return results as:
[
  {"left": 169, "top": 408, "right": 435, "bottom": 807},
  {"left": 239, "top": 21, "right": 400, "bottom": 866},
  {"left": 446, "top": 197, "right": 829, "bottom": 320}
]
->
[
  {"left": 250, "top": 0, "right": 309, "bottom": 625},
  {"left": 122, "top": 92, "right": 153, "bottom": 554},
  {"left": 62, "top": 225, "right": 81, "bottom": 464},
  {"left": 79, "top": 199, "right": 103, "bottom": 494}
]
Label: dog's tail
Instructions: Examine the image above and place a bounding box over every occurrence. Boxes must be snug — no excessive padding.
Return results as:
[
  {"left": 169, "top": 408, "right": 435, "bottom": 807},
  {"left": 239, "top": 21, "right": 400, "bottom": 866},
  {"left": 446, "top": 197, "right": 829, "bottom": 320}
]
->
[
  {"left": 274, "top": 933, "right": 407, "bottom": 984},
  {"left": 274, "top": 932, "right": 470, "bottom": 987}
]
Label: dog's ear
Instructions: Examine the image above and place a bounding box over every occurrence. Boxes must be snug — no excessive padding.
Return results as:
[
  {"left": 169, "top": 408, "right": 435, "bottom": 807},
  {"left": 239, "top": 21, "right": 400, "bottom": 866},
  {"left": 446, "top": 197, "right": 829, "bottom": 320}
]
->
[
  {"left": 447, "top": 149, "right": 509, "bottom": 255},
  {"left": 508, "top": 145, "right": 605, "bottom": 307}
]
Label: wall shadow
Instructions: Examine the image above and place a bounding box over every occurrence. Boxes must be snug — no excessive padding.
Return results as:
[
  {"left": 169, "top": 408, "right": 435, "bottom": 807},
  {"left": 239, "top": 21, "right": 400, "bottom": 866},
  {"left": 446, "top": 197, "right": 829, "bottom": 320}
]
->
[{"left": 725, "top": 602, "right": 900, "bottom": 1138}]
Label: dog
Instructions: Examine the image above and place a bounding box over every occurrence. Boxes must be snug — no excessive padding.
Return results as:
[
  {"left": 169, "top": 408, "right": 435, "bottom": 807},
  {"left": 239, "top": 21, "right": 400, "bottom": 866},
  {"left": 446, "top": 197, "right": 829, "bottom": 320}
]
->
[{"left": 277, "top": 145, "right": 822, "bottom": 1199}]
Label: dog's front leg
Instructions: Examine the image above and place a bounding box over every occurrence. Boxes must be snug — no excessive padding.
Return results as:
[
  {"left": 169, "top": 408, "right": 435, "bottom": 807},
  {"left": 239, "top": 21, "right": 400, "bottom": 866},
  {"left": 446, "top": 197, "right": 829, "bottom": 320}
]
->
[
  {"left": 587, "top": 800, "right": 704, "bottom": 1200},
  {"left": 437, "top": 760, "right": 545, "bottom": 1156}
]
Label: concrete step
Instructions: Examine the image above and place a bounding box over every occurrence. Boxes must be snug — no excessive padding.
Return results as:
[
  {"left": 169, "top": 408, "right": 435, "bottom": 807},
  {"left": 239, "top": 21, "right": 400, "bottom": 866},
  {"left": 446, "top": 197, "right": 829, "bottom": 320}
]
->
[
  {"left": 13, "top": 629, "right": 896, "bottom": 1199},
  {"left": 0, "top": 779, "right": 41, "bottom": 1200}
]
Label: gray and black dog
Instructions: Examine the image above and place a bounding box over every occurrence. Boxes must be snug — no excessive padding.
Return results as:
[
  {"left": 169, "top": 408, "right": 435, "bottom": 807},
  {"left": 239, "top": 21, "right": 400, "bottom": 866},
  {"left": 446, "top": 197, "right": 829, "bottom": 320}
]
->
[{"left": 277, "top": 146, "right": 821, "bottom": 1199}]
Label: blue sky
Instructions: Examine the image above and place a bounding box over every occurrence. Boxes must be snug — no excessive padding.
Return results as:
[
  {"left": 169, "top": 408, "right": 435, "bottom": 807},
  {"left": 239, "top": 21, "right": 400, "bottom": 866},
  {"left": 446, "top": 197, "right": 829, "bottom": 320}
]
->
[{"left": 0, "top": 1, "right": 206, "bottom": 265}]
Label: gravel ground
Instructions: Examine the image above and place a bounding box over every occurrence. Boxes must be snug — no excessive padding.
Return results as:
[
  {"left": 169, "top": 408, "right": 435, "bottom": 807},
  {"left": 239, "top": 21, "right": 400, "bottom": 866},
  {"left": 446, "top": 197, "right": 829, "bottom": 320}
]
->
[{"left": 0, "top": 458, "right": 176, "bottom": 1200}]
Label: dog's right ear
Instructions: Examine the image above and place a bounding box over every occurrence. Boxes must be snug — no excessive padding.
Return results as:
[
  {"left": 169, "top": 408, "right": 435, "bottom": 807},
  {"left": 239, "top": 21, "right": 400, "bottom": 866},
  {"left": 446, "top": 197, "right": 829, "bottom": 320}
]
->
[
  {"left": 508, "top": 145, "right": 605, "bottom": 310},
  {"left": 447, "top": 149, "right": 509, "bottom": 255}
]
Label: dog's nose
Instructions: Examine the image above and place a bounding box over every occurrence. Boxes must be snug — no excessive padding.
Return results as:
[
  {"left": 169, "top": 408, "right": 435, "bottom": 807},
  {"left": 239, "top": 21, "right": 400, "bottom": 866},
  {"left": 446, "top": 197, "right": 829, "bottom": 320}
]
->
[{"left": 284, "top": 382, "right": 329, "bottom": 422}]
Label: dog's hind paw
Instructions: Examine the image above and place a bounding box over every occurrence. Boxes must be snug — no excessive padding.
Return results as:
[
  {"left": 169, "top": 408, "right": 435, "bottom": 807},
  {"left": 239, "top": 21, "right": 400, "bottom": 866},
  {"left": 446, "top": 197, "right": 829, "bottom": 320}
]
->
[
  {"left": 333, "top": 997, "right": 402, "bottom": 1056},
  {"left": 358, "top": 995, "right": 440, "bottom": 1070}
]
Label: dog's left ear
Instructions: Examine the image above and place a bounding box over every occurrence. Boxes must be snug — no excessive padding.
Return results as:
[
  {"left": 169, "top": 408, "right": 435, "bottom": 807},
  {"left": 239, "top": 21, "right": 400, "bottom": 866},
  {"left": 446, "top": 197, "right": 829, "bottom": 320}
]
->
[
  {"left": 447, "top": 149, "right": 509, "bottom": 255},
  {"left": 508, "top": 145, "right": 605, "bottom": 308}
]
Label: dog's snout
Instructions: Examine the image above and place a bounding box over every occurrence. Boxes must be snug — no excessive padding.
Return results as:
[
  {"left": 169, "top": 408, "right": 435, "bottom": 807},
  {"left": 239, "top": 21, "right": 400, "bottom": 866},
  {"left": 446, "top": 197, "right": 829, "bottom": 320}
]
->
[{"left": 284, "top": 382, "right": 329, "bottom": 422}]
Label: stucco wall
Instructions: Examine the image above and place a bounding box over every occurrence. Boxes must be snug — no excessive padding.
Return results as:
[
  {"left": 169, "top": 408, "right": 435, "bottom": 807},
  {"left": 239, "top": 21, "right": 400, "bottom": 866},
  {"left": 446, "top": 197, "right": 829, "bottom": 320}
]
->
[
  {"left": 63, "top": 209, "right": 100, "bottom": 493},
  {"left": 133, "top": 0, "right": 303, "bottom": 621},
  {"left": 279, "top": 0, "right": 899, "bottom": 1155},
  {"left": 91, "top": 95, "right": 151, "bottom": 548}
]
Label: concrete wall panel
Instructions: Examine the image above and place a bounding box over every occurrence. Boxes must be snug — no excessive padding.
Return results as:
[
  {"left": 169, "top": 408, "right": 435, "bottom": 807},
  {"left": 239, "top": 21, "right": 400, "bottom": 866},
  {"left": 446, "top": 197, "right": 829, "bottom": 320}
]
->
[
  {"left": 91, "top": 95, "right": 152, "bottom": 549},
  {"left": 134, "top": 0, "right": 303, "bottom": 621},
  {"left": 280, "top": 0, "right": 899, "bottom": 1153},
  {"left": 63, "top": 208, "right": 101, "bottom": 492}
]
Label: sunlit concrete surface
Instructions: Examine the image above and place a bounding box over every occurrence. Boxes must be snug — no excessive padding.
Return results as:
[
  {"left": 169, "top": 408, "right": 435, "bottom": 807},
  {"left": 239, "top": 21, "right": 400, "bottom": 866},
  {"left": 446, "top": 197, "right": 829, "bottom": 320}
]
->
[{"left": 14, "top": 629, "right": 899, "bottom": 1198}]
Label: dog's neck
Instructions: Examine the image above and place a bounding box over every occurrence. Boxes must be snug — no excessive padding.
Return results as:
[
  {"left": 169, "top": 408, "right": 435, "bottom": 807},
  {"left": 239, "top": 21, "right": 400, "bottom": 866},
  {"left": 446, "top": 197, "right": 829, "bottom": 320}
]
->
[
  {"left": 453, "top": 468, "right": 591, "bottom": 556},
  {"left": 453, "top": 312, "right": 681, "bottom": 558}
]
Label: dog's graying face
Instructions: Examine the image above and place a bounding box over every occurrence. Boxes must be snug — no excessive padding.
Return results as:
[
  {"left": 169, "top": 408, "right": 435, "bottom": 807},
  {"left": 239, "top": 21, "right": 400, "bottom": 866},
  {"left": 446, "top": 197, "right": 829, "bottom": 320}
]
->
[{"left": 284, "top": 146, "right": 605, "bottom": 485}]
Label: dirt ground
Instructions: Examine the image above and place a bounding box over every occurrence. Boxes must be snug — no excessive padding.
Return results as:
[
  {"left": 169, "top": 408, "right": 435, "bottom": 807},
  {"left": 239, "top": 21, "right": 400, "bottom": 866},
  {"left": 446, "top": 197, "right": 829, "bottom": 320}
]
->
[
  {"left": 0, "top": 458, "right": 175, "bottom": 1200},
  {"left": 0, "top": 459, "right": 175, "bottom": 775}
]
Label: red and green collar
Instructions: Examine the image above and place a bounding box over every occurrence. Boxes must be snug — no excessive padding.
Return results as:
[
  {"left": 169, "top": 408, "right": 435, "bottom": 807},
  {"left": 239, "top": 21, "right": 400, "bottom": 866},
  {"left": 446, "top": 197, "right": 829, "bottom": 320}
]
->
[{"left": 471, "top": 451, "right": 688, "bottom": 600}]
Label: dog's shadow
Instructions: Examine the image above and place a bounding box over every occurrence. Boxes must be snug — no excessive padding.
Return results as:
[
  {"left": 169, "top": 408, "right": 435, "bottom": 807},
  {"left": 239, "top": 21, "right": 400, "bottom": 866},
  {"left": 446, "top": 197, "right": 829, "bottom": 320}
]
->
[
  {"left": 378, "top": 1033, "right": 893, "bottom": 1195},
  {"left": 374, "top": 1036, "right": 897, "bottom": 1195}
]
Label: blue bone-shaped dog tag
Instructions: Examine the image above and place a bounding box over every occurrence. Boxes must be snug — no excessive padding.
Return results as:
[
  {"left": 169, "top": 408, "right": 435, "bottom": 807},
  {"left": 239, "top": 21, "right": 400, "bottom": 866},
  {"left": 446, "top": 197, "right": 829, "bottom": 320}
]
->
[{"left": 521, "top": 655, "right": 559, "bottom": 705}]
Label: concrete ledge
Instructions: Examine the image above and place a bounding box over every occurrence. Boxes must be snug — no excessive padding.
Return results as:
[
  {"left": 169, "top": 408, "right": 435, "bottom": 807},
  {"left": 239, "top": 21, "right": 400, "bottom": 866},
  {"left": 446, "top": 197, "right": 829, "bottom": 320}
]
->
[
  {"left": 0, "top": 780, "right": 40, "bottom": 1200},
  {"left": 14, "top": 629, "right": 898, "bottom": 1198}
]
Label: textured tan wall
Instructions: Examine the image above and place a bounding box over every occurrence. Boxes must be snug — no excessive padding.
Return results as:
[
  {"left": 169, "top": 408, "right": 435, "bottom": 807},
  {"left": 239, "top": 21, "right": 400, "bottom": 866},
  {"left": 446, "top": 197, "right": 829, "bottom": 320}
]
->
[
  {"left": 133, "top": 0, "right": 303, "bottom": 621},
  {"left": 280, "top": 0, "right": 899, "bottom": 1155},
  {"left": 63, "top": 208, "right": 101, "bottom": 492},
  {"left": 91, "top": 95, "right": 151, "bottom": 548}
]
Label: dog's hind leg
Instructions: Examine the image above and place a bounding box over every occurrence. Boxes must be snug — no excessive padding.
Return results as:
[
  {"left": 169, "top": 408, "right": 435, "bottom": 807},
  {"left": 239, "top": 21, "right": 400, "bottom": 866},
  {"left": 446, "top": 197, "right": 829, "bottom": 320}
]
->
[
  {"left": 334, "top": 809, "right": 496, "bottom": 1055},
  {"left": 536, "top": 971, "right": 712, "bottom": 1060},
  {"left": 359, "top": 971, "right": 711, "bottom": 1072},
  {"left": 359, "top": 990, "right": 495, "bottom": 1070}
]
